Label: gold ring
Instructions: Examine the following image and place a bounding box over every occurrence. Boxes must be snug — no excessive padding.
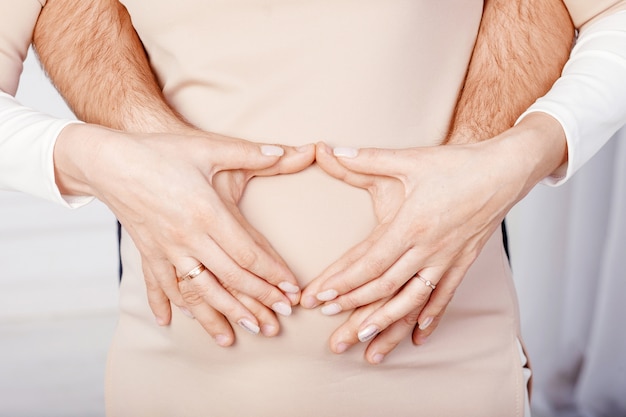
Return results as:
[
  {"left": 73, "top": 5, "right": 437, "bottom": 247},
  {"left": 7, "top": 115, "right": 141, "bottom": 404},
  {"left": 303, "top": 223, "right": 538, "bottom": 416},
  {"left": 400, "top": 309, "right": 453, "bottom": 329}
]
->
[
  {"left": 414, "top": 273, "right": 436, "bottom": 290},
  {"left": 178, "top": 264, "right": 206, "bottom": 282}
]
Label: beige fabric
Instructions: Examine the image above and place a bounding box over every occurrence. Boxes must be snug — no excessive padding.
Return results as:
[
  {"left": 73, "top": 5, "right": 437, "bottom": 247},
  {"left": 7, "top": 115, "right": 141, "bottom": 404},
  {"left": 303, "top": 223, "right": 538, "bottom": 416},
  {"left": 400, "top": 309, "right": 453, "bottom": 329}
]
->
[
  {"left": 0, "top": 0, "right": 42, "bottom": 95},
  {"left": 564, "top": 0, "right": 625, "bottom": 27},
  {"left": 107, "top": 1, "right": 527, "bottom": 416}
]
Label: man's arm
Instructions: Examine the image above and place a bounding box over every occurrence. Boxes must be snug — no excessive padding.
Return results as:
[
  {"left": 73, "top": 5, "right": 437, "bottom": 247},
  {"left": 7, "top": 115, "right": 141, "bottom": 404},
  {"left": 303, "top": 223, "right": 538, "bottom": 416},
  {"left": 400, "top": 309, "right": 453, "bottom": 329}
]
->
[
  {"left": 33, "top": 0, "right": 312, "bottom": 344},
  {"left": 447, "top": 0, "right": 575, "bottom": 144},
  {"left": 33, "top": 0, "right": 187, "bottom": 132},
  {"left": 303, "top": 0, "right": 576, "bottom": 364}
]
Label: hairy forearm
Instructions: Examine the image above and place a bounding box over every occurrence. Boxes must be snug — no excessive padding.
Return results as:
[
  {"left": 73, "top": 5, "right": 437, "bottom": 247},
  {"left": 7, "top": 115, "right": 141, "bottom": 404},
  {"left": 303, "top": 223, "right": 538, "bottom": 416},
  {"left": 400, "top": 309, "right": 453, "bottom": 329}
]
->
[
  {"left": 446, "top": 0, "right": 575, "bottom": 144},
  {"left": 33, "top": 0, "right": 189, "bottom": 133}
]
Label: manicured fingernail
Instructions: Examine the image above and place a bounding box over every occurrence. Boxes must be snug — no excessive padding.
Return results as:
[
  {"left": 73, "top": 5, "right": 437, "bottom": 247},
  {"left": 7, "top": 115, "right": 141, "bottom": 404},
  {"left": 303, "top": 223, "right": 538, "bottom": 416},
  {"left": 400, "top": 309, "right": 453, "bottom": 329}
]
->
[
  {"left": 321, "top": 303, "right": 342, "bottom": 316},
  {"left": 335, "top": 342, "right": 349, "bottom": 354},
  {"left": 358, "top": 325, "right": 380, "bottom": 343},
  {"left": 278, "top": 281, "right": 300, "bottom": 293},
  {"left": 419, "top": 316, "right": 433, "bottom": 330},
  {"left": 316, "top": 289, "right": 338, "bottom": 302},
  {"left": 333, "top": 147, "right": 358, "bottom": 158},
  {"left": 261, "top": 324, "right": 277, "bottom": 337},
  {"left": 214, "top": 334, "right": 231, "bottom": 347},
  {"left": 272, "top": 301, "right": 292, "bottom": 317},
  {"left": 155, "top": 316, "right": 167, "bottom": 326},
  {"left": 179, "top": 307, "right": 194, "bottom": 319},
  {"left": 371, "top": 353, "right": 385, "bottom": 364},
  {"left": 261, "top": 145, "right": 284, "bottom": 156},
  {"left": 238, "top": 319, "right": 260, "bottom": 335}
]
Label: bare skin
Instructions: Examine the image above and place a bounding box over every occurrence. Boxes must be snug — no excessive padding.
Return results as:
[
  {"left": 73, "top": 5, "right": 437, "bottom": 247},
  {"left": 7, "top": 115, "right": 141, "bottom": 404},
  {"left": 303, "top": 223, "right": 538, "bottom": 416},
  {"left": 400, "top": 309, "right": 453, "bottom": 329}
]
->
[
  {"left": 34, "top": 0, "right": 574, "bottom": 360},
  {"left": 302, "top": 0, "right": 574, "bottom": 363}
]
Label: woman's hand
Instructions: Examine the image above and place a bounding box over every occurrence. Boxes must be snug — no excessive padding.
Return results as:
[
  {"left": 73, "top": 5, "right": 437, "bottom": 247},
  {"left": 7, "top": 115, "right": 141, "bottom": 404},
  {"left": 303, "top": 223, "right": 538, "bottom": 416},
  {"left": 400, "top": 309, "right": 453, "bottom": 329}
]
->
[
  {"left": 302, "top": 116, "right": 566, "bottom": 361},
  {"left": 54, "top": 124, "right": 315, "bottom": 345}
]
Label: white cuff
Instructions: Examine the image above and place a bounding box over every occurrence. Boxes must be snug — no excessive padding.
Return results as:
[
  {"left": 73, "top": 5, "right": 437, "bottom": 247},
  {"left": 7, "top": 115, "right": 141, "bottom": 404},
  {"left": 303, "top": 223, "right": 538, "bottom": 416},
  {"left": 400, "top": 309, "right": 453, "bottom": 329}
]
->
[
  {"left": 517, "top": 11, "right": 626, "bottom": 186},
  {"left": 0, "top": 91, "right": 93, "bottom": 208}
]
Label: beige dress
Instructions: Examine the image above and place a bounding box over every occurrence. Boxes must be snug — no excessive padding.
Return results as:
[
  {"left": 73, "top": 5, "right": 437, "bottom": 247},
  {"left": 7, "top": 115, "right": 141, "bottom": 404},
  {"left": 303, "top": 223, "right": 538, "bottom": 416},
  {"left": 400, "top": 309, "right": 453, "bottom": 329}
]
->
[{"left": 107, "top": 1, "right": 527, "bottom": 416}]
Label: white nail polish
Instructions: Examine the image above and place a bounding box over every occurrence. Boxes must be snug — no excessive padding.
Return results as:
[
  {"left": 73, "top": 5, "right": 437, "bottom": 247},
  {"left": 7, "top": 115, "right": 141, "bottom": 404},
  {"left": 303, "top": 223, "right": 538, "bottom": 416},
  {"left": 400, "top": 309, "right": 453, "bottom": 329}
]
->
[
  {"left": 238, "top": 319, "right": 260, "bottom": 335},
  {"left": 278, "top": 281, "right": 300, "bottom": 294},
  {"left": 261, "top": 145, "right": 284, "bottom": 156},
  {"left": 358, "top": 325, "right": 380, "bottom": 343},
  {"left": 179, "top": 307, "right": 194, "bottom": 319},
  {"left": 321, "top": 303, "right": 342, "bottom": 316},
  {"left": 316, "top": 289, "right": 338, "bottom": 302},
  {"left": 272, "top": 301, "right": 292, "bottom": 317},
  {"left": 419, "top": 316, "right": 434, "bottom": 331},
  {"left": 333, "top": 147, "right": 358, "bottom": 158}
]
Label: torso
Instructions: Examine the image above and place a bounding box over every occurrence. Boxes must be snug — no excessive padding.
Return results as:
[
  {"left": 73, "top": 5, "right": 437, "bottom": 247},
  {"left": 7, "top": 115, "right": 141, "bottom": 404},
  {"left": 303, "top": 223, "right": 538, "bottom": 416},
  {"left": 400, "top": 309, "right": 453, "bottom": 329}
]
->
[{"left": 107, "top": 2, "right": 527, "bottom": 416}]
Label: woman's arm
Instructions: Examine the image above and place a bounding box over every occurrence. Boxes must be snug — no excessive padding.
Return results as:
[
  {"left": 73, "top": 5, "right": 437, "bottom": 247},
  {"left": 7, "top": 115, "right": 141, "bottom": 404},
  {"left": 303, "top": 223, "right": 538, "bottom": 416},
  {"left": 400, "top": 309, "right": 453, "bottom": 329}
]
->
[
  {"left": 519, "top": 2, "right": 626, "bottom": 185},
  {"left": 2, "top": 0, "right": 314, "bottom": 344},
  {"left": 0, "top": 0, "right": 86, "bottom": 206}
]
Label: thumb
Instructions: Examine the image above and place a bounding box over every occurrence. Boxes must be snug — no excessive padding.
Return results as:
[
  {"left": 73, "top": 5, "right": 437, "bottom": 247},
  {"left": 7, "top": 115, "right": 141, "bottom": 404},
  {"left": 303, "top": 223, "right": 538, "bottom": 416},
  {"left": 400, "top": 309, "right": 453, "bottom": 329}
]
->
[
  {"left": 210, "top": 138, "right": 289, "bottom": 172},
  {"left": 331, "top": 146, "right": 409, "bottom": 178},
  {"left": 252, "top": 143, "right": 316, "bottom": 177}
]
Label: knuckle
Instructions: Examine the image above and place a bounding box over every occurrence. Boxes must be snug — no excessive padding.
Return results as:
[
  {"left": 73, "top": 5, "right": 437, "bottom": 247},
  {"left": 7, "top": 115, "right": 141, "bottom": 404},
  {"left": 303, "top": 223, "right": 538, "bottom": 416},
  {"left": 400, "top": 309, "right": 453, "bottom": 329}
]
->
[
  {"left": 179, "top": 284, "right": 206, "bottom": 307},
  {"left": 217, "top": 269, "right": 242, "bottom": 289},
  {"left": 401, "top": 310, "right": 420, "bottom": 327},
  {"left": 255, "top": 286, "right": 278, "bottom": 305},
  {"left": 412, "top": 290, "right": 431, "bottom": 306},
  {"left": 377, "top": 310, "right": 397, "bottom": 328},
  {"left": 376, "top": 278, "right": 400, "bottom": 296},
  {"left": 363, "top": 255, "right": 388, "bottom": 277},
  {"left": 234, "top": 248, "right": 259, "bottom": 270},
  {"left": 339, "top": 293, "right": 361, "bottom": 310}
]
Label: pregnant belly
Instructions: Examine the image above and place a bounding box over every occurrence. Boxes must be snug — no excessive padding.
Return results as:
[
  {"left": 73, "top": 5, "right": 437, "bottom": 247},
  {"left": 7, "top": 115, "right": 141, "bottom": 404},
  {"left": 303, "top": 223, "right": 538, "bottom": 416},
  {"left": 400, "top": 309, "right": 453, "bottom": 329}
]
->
[{"left": 239, "top": 164, "right": 377, "bottom": 288}]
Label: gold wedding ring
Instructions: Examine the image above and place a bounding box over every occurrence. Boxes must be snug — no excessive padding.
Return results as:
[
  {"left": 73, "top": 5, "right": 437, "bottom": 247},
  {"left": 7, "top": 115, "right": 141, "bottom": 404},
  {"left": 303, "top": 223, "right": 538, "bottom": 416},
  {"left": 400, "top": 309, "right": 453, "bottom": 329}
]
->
[
  {"left": 414, "top": 273, "right": 436, "bottom": 290},
  {"left": 177, "top": 264, "right": 206, "bottom": 282}
]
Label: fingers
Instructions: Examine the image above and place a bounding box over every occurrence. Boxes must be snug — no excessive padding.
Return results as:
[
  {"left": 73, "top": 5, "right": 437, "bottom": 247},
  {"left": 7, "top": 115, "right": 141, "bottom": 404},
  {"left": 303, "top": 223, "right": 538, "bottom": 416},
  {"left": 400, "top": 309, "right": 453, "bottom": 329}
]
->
[
  {"left": 142, "top": 258, "right": 172, "bottom": 326},
  {"left": 351, "top": 272, "right": 438, "bottom": 343},
  {"left": 314, "top": 142, "right": 375, "bottom": 189},
  {"left": 413, "top": 308, "right": 446, "bottom": 346},
  {"left": 363, "top": 309, "right": 420, "bottom": 364},
  {"left": 174, "top": 301, "right": 236, "bottom": 347},
  {"left": 328, "top": 300, "right": 387, "bottom": 354},
  {"left": 209, "top": 138, "right": 314, "bottom": 174},
  {"left": 302, "top": 220, "right": 417, "bottom": 307},
  {"left": 319, "top": 143, "right": 412, "bottom": 179},
  {"left": 413, "top": 266, "right": 467, "bottom": 343},
  {"left": 250, "top": 143, "right": 316, "bottom": 178},
  {"left": 314, "top": 251, "right": 434, "bottom": 315},
  {"left": 177, "top": 261, "right": 262, "bottom": 336},
  {"left": 233, "top": 292, "right": 281, "bottom": 337},
  {"left": 300, "top": 225, "right": 385, "bottom": 308},
  {"left": 191, "top": 234, "right": 295, "bottom": 315}
]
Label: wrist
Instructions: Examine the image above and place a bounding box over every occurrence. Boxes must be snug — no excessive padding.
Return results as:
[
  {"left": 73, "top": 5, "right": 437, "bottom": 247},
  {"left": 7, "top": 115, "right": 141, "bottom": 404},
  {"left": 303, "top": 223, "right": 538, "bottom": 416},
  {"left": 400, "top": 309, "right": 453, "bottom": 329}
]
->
[
  {"left": 489, "top": 112, "right": 568, "bottom": 196},
  {"left": 53, "top": 123, "right": 120, "bottom": 197}
]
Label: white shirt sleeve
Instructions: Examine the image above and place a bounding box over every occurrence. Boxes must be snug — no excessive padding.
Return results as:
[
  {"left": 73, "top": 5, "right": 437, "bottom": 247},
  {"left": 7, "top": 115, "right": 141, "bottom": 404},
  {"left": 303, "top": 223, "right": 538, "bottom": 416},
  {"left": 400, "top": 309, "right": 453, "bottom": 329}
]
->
[
  {"left": 517, "top": 10, "right": 626, "bottom": 186},
  {"left": 0, "top": 91, "right": 93, "bottom": 208}
]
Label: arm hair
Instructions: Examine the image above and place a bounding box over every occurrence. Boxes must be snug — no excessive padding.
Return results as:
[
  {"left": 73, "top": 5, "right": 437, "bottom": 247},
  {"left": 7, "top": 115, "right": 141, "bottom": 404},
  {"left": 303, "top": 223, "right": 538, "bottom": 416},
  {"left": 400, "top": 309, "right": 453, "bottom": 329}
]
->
[
  {"left": 33, "top": 0, "right": 190, "bottom": 133},
  {"left": 446, "top": 0, "right": 575, "bottom": 144}
]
